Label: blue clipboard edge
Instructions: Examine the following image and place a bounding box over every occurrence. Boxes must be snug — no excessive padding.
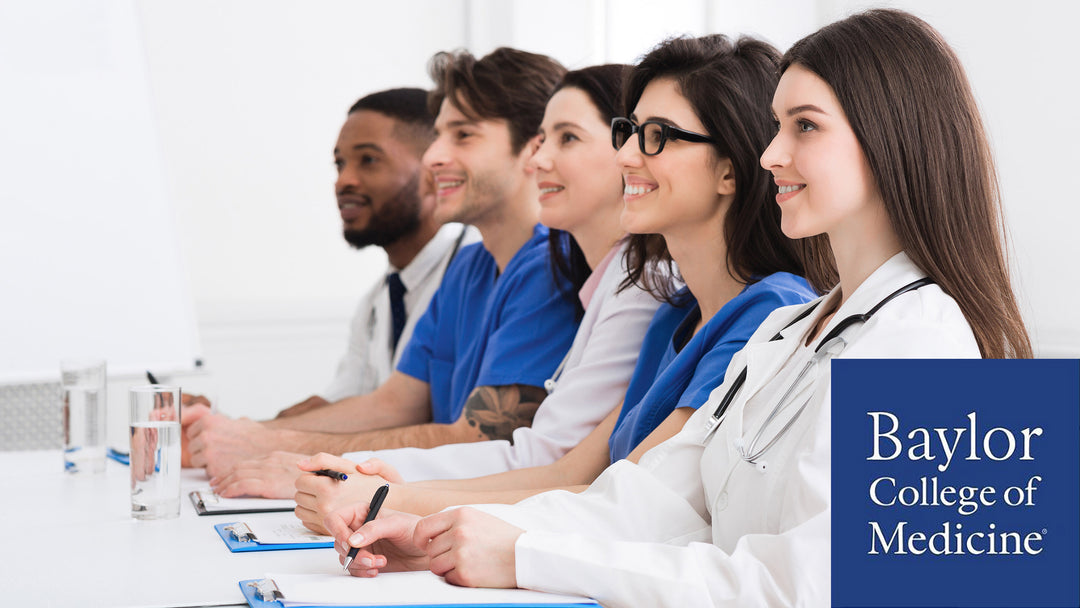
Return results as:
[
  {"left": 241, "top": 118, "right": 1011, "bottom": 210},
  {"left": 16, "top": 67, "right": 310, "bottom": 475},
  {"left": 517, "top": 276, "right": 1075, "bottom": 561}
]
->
[
  {"left": 237, "top": 579, "right": 601, "bottom": 608},
  {"left": 107, "top": 447, "right": 130, "bottom": 465},
  {"left": 214, "top": 522, "right": 334, "bottom": 553},
  {"left": 240, "top": 579, "right": 284, "bottom": 608}
]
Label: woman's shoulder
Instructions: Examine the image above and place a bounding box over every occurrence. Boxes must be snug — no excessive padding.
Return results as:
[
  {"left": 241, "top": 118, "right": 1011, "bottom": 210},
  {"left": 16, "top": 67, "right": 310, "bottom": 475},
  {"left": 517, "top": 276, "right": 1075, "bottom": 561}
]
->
[
  {"left": 849, "top": 282, "right": 980, "bottom": 358},
  {"left": 743, "top": 271, "right": 819, "bottom": 303},
  {"left": 713, "top": 272, "right": 819, "bottom": 328}
]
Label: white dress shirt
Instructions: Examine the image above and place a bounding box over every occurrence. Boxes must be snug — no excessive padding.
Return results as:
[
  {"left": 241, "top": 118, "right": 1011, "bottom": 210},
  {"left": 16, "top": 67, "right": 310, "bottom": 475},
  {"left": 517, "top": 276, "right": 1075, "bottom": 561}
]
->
[
  {"left": 321, "top": 224, "right": 479, "bottom": 402},
  {"left": 343, "top": 240, "right": 663, "bottom": 480},
  {"left": 471, "top": 252, "right": 980, "bottom": 608}
]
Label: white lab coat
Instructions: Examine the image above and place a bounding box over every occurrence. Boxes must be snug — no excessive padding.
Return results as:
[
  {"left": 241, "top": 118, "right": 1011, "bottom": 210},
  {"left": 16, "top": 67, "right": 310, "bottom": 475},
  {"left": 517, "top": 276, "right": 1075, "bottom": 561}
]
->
[
  {"left": 471, "top": 252, "right": 980, "bottom": 608},
  {"left": 343, "top": 240, "right": 663, "bottom": 480}
]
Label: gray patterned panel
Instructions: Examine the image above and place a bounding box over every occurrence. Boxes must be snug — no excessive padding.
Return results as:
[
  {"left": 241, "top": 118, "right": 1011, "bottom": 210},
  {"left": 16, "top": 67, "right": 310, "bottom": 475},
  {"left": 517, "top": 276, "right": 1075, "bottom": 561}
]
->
[{"left": 0, "top": 382, "right": 62, "bottom": 450}]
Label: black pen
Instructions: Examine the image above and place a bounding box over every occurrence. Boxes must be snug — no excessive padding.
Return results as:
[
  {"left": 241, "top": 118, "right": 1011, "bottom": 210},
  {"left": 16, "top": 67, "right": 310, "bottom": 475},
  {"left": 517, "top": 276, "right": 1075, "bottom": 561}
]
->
[
  {"left": 146, "top": 371, "right": 167, "bottom": 410},
  {"left": 343, "top": 484, "right": 389, "bottom": 570},
  {"left": 314, "top": 468, "right": 348, "bottom": 481}
]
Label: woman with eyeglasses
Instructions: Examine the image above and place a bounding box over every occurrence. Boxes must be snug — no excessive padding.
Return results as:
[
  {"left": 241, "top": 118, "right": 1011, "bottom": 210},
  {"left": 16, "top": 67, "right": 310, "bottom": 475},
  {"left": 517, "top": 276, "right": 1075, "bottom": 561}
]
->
[{"left": 293, "top": 37, "right": 818, "bottom": 527}]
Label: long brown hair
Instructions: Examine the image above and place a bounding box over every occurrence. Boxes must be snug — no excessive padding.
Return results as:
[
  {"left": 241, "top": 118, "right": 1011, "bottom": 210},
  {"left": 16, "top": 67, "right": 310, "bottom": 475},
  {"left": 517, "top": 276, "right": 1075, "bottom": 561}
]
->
[
  {"left": 619, "top": 35, "right": 832, "bottom": 304},
  {"left": 783, "top": 9, "right": 1031, "bottom": 358}
]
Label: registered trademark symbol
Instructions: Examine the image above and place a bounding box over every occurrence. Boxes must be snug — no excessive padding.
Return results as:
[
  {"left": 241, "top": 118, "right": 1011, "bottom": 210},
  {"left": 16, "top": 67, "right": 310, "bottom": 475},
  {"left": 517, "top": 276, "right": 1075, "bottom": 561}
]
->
[{"left": 1042, "top": 528, "right": 1048, "bottom": 534}]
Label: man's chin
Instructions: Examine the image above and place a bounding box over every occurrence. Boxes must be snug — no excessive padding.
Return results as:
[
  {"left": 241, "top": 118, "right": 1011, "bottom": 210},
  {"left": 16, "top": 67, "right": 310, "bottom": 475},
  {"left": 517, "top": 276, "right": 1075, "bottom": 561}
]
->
[
  {"left": 432, "top": 201, "right": 464, "bottom": 226},
  {"left": 343, "top": 229, "right": 377, "bottom": 249}
]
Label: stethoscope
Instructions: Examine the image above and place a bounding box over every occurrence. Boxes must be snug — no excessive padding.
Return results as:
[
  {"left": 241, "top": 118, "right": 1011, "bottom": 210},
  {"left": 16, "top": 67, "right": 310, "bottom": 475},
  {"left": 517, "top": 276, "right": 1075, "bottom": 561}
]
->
[
  {"left": 703, "top": 277, "right": 935, "bottom": 472},
  {"left": 544, "top": 348, "right": 572, "bottom": 394}
]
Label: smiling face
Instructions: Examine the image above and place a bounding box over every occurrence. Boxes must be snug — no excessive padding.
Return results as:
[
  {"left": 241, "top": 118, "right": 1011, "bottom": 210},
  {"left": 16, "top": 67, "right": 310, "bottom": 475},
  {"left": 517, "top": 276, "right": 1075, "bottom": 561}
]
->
[
  {"left": 614, "top": 78, "right": 734, "bottom": 239},
  {"left": 760, "top": 64, "right": 884, "bottom": 242},
  {"left": 529, "top": 87, "right": 623, "bottom": 235},
  {"left": 421, "top": 97, "right": 532, "bottom": 227},
  {"left": 334, "top": 110, "right": 423, "bottom": 249}
]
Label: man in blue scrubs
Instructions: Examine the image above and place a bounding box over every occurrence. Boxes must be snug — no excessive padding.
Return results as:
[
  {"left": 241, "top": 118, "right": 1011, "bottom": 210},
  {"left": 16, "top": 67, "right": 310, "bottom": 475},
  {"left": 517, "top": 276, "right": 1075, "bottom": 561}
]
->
[{"left": 189, "top": 48, "right": 579, "bottom": 481}]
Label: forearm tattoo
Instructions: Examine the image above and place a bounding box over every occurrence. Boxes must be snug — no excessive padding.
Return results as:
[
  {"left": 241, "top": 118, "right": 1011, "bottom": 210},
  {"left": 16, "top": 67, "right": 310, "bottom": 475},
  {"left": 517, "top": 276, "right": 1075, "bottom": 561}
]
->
[{"left": 462, "top": 384, "right": 547, "bottom": 443}]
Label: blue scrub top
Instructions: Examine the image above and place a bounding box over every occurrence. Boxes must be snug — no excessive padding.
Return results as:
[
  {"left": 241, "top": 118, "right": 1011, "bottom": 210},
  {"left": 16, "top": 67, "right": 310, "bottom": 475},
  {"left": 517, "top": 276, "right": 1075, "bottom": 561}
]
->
[
  {"left": 397, "top": 225, "right": 579, "bottom": 424},
  {"left": 608, "top": 272, "right": 817, "bottom": 462}
]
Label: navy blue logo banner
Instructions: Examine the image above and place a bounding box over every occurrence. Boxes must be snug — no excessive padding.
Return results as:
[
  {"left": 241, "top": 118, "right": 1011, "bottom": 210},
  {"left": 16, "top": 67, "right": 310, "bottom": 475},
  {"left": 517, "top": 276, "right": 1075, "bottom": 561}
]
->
[{"left": 832, "top": 359, "right": 1079, "bottom": 607}]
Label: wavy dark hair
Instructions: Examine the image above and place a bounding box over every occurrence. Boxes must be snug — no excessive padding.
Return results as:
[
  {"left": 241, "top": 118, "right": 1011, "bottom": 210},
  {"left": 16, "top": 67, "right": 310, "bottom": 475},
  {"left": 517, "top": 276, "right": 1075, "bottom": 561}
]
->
[
  {"left": 783, "top": 9, "right": 1031, "bottom": 358},
  {"left": 619, "top": 35, "right": 828, "bottom": 304},
  {"left": 427, "top": 47, "right": 565, "bottom": 154},
  {"left": 545, "top": 64, "right": 632, "bottom": 319}
]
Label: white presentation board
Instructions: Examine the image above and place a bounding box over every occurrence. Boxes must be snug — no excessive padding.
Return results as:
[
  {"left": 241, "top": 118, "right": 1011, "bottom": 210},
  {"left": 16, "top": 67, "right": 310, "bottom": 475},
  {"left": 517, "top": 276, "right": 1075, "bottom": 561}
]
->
[{"left": 0, "top": 1, "right": 201, "bottom": 383}]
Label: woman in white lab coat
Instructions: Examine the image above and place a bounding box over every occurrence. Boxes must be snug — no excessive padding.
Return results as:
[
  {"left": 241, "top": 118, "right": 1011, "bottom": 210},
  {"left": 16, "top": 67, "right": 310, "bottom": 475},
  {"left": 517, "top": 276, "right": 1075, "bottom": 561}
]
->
[{"left": 324, "top": 11, "right": 1032, "bottom": 607}]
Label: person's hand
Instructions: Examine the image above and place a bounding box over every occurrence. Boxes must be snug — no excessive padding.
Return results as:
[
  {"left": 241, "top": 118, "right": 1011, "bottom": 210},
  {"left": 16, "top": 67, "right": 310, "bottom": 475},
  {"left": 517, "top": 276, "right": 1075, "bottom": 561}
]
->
[
  {"left": 129, "top": 422, "right": 158, "bottom": 483},
  {"left": 354, "top": 457, "right": 405, "bottom": 483},
  {"left": 325, "top": 505, "right": 429, "bottom": 577},
  {"left": 180, "top": 403, "right": 212, "bottom": 468},
  {"left": 276, "top": 395, "right": 330, "bottom": 418},
  {"left": 210, "top": 451, "right": 308, "bottom": 498},
  {"left": 414, "top": 507, "right": 523, "bottom": 588},
  {"left": 181, "top": 393, "right": 212, "bottom": 408},
  {"left": 187, "top": 414, "right": 275, "bottom": 478},
  {"left": 295, "top": 453, "right": 395, "bottom": 535},
  {"left": 132, "top": 396, "right": 182, "bottom": 481}
]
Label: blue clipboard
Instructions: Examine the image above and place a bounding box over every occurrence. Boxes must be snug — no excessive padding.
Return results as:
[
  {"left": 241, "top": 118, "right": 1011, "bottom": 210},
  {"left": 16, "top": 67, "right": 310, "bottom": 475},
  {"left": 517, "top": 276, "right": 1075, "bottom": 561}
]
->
[
  {"left": 214, "top": 522, "right": 334, "bottom": 552},
  {"left": 107, "top": 448, "right": 130, "bottom": 465},
  {"left": 238, "top": 578, "right": 600, "bottom": 608}
]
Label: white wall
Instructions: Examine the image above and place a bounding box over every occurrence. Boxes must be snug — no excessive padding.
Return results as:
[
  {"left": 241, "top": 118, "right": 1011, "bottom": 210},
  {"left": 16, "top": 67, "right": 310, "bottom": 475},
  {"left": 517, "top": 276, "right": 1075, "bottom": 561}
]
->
[
  {"left": 137, "top": 0, "right": 469, "bottom": 323},
  {"left": 465, "top": 0, "right": 1080, "bottom": 360},
  {"left": 46, "top": 0, "right": 1075, "bottom": 420},
  {"left": 815, "top": 0, "right": 1080, "bottom": 355},
  {"left": 133, "top": 1, "right": 470, "bottom": 417}
]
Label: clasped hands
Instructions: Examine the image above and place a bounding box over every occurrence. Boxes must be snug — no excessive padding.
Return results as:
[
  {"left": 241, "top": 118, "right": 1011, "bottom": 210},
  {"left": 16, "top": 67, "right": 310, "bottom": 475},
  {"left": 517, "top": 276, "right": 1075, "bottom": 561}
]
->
[
  {"left": 184, "top": 408, "right": 281, "bottom": 479},
  {"left": 295, "top": 454, "right": 524, "bottom": 589},
  {"left": 324, "top": 502, "right": 524, "bottom": 589}
]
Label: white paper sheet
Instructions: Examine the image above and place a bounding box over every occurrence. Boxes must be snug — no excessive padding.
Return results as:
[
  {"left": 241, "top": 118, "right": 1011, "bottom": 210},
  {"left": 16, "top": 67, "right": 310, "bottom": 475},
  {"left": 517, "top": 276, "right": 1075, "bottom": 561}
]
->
[
  {"left": 195, "top": 489, "right": 295, "bottom": 512},
  {"left": 249, "top": 518, "right": 333, "bottom": 545},
  {"left": 267, "top": 571, "right": 597, "bottom": 606}
]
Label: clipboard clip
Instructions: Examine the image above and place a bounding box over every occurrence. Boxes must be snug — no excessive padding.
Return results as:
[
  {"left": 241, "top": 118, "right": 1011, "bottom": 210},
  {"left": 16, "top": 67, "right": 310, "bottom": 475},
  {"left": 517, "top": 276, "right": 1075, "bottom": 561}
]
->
[
  {"left": 247, "top": 578, "right": 283, "bottom": 601},
  {"left": 192, "top": 490, "right": 220, "bottom": 512},
  {"left": 223, "top": 522, "right": 258, "bottom": 543}
]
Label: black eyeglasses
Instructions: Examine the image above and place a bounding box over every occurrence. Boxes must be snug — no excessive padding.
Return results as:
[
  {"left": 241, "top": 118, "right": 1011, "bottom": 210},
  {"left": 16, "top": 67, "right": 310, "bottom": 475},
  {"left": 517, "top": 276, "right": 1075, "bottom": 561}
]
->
[{"left": 611, "top": 117, "right": 717, "bottom": 155}]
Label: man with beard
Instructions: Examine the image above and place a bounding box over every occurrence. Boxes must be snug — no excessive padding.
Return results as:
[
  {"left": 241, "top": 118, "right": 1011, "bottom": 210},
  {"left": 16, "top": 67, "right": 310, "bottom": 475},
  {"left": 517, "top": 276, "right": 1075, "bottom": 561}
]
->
[
  {"left": 279, "top": 89, "right": 477, "bottom": 418},
  {"left": 188, "top": 49, "right": 581, "bottom": 484},
  {"left": 180, "top": 89, "right": 476, "bottom": 457}
]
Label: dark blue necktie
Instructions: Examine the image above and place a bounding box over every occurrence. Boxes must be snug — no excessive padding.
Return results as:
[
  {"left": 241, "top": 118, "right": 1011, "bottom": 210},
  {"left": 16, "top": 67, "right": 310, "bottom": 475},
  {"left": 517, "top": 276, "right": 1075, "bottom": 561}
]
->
[{"left": 387, "top": 272, "right": 407, "bottom": 351}]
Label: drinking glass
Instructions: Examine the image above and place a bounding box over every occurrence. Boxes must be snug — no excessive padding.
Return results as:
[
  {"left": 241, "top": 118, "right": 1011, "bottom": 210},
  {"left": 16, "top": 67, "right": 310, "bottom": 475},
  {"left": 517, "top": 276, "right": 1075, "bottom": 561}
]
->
[
  {"left": 60, "top": 359, "right": 107, "bottom": 474},
  {"left": 129, "top": 385, "right": 182, "bottom": 519}
]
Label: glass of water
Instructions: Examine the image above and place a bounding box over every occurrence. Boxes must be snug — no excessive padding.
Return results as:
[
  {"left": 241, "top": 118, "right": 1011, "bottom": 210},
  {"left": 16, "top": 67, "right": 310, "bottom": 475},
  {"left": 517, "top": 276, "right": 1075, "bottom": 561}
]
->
[
  {"left": 60, "top": 359, "right": 107, "bottom": 474},
  {"left": 129, "top": 385, "right": 182, "bottom": 519}
]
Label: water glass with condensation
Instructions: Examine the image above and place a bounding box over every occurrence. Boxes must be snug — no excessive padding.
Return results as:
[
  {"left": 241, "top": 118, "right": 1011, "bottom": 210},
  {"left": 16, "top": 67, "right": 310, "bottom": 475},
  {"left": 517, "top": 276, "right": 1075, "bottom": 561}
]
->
[
  {"left": 129, "top": 385, "right": 182, "bottom": 519},
  {"left": 60, "top": 359, "right": 107, "bottom": 474}
]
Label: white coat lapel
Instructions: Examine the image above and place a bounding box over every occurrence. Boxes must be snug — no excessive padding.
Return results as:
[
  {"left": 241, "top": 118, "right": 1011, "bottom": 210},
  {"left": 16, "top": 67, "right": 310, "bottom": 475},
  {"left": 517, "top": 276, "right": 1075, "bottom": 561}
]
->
[{"left": 736, "top": 298, "right": 824, "bottom": 410}]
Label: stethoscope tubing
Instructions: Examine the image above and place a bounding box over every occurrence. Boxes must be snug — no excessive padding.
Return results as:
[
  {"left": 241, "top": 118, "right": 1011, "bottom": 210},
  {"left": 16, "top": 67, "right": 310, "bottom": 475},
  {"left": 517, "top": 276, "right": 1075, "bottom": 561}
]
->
[{"left": 708, "top": 277, "right": 936, "bottom": 465}]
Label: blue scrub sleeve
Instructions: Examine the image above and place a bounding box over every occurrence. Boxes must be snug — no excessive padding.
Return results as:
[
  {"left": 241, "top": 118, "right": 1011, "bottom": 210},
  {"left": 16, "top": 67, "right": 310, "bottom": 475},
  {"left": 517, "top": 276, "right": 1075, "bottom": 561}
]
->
[
  {"left": 473, "top": 268, "right": 578, "bottom": 390},
  {"left": 610, "top": 274, "right": 817, "bottom": 461},
  {"left": 675, "top": 275, "right": 816, "bottom": 411},
  {"left": 672, "top": 337, "right": 747, "bottom": 411}
]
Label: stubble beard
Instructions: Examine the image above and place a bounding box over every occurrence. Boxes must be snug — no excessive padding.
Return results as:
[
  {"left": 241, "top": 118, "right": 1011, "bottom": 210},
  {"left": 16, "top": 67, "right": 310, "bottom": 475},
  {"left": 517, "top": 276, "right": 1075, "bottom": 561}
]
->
[{"left": 342, "top": 172, "right": 423, "bottom": 249}]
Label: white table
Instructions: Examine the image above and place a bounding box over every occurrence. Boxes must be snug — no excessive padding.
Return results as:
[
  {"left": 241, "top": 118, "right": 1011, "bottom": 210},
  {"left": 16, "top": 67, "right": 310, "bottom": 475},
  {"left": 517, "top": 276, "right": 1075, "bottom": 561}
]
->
[{"left": 0, "top": 450, "right": 342, "bottom": 607}]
